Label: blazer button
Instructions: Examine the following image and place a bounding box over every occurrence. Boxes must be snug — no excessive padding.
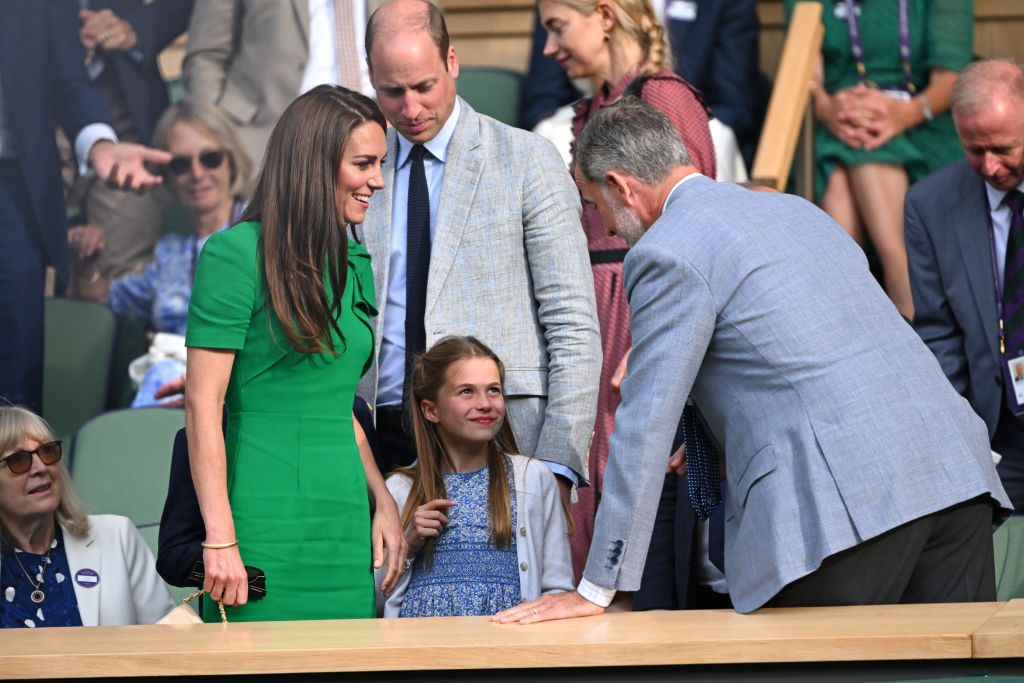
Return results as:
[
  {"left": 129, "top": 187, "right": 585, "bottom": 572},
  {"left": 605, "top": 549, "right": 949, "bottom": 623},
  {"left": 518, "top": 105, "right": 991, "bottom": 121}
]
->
[
  {"left": 520, "top": 561, "right": 528, "bottom": 571},
  {"left": 519, "top": 526, "right": 527, "bottom": 537}
]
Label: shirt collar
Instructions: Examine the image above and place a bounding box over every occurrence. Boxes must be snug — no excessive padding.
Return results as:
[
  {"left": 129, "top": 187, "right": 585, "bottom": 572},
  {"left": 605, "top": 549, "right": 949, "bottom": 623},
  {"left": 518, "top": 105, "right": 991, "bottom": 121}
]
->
[
  {"left": 396, "top": 98, "right": 462, "bottom": 169},
  {"left": 662, "top": 172, "right": 703, "bottom": 215},
  {"left": 985, "top": 179, "right": 1024, "bottom": 213}
]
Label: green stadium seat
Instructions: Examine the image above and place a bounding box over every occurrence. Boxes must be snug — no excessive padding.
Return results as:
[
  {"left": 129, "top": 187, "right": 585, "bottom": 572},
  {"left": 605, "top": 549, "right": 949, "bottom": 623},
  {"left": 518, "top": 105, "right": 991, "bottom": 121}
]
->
[
  {"left": 69, "top": 407, "right": 184, "bottom": 525},
  {"left": 994, "top": 515, "right": 1024, "bottom": 601},
  {"left": 457, "top": 67, "right": 523, "bottom": 127},
  {"left": 43, "top": 298, "right": 116, "bottom": 437}
]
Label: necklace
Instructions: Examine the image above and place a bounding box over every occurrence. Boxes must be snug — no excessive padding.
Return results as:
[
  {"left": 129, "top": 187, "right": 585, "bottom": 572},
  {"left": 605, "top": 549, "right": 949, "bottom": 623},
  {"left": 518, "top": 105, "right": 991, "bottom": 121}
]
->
[{"left": 11, "top": 543, "right": 55, "bottom": 604}]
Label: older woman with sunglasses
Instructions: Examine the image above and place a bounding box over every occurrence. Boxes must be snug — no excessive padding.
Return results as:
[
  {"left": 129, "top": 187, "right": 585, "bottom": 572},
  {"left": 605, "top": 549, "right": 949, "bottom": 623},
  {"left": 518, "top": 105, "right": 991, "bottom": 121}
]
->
[
  {"left": 0, "top": 406, "right": 174, "bottom": 628},
  {"left": 70, "top": 97, "right": 252, "bottom": 406}
]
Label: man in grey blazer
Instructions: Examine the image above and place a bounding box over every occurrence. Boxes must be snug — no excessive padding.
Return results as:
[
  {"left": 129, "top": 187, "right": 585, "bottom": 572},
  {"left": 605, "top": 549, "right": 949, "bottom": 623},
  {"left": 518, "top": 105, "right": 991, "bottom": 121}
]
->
[
  {"left": 906, "top": 60, "right": 1024, "bottom": 511},
  {"left": 183, "top": 0, "right": 384, "bottom": 169},
  {"left": 356, "top": 0, "right": 601, "bottom": 498},
  {"left": 497, "top": 98, "right": 1009, "bottom": 620}
]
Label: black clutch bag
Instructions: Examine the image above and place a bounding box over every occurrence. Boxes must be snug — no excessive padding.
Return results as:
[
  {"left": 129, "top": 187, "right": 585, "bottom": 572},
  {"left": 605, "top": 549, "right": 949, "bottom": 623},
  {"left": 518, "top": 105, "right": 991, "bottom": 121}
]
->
[{"left": 188, "top": 561, "right": 268, "bottom": 602}]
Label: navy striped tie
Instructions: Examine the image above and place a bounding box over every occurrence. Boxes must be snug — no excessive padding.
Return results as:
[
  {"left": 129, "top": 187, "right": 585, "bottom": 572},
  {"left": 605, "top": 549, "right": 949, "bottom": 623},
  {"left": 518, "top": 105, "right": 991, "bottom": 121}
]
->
[
  {"left": 1002, "top": 191, "right": 1024, "bottom": 412},
  {"left": 404, "top": 144, "right": 431, "bottom": 397}
]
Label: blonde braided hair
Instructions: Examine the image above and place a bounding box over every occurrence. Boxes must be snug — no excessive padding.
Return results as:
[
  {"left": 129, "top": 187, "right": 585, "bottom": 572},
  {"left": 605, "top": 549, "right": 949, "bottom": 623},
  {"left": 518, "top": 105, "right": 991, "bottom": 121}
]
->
[{"left": 547, "top": 0, "right": 673, "bottom": 76}]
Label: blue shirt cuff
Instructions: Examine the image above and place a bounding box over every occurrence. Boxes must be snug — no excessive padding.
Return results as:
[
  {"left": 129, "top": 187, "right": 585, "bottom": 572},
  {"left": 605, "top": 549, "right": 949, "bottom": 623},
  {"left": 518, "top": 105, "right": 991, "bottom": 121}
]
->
[{"left": 541, "top": 460, "right": 579, "bottom": 486}]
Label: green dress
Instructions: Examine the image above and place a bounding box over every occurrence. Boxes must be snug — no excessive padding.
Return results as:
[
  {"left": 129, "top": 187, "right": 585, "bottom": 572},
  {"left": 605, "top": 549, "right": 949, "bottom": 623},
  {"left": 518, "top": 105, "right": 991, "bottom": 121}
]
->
[
  {"left": 784, "top": 0, "right": 973, "bottom": 199},
  {"left": 185, "top": 221, "right": 377, "bottom": 622}
]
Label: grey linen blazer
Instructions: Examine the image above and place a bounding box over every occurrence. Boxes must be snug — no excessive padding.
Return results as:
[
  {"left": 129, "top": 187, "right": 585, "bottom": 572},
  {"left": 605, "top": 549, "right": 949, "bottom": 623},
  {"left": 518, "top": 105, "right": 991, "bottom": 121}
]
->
[
  {"left": 355, "top": 99, "right": 601, "bottom": 480},
  {"left": 586, "top": 176, "right": 1010, "bottom": 613},
  {"left": 905, "top": 159, "right": 1004, "bottom": 440},
  {"left": 182, "top": 0, "right": 388, "bottom": 168}
]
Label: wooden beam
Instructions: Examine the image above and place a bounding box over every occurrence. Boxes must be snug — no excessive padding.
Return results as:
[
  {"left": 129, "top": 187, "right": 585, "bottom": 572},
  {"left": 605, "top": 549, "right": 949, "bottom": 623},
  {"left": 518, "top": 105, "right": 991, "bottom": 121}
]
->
[{"left": 750, "top": 1, "right": 822, "bottom": 193}]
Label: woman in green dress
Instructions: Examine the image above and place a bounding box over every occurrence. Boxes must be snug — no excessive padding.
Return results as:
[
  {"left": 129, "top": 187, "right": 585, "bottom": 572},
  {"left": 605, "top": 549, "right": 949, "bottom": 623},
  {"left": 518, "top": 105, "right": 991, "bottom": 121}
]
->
[
  {"left": 183, "top": 86, "right": 407, "bottom": 621},
  {"left": 785, "top": 0, "right": 973, "bottom": 318}
]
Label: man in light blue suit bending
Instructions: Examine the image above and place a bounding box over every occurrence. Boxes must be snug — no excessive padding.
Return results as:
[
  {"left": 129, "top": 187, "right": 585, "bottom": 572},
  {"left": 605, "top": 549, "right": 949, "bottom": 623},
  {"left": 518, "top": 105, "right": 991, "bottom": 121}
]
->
[{"left": 497, "top": 98, "right": 1011, "bottom": 620}]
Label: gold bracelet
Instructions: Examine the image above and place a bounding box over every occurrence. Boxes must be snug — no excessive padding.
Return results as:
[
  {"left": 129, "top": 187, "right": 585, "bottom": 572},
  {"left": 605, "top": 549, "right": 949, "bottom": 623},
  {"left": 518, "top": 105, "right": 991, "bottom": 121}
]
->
[{"left": 201, "top": 540, "right": 239, "bottom": 550}]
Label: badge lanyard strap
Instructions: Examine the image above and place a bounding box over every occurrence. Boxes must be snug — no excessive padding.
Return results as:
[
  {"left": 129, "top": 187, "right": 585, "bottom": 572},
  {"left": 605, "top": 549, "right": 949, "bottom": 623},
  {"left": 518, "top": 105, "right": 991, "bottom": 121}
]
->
[
  {"left": 843, "top": 0, "right": 916, "bottom": 94},
  {"left": 988, "top": 222, "right": 1008, "bottom": 357}
]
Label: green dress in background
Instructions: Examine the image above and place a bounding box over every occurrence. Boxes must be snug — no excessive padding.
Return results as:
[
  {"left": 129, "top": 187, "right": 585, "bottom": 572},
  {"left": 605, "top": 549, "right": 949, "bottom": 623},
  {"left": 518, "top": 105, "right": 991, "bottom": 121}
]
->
[
  {"left": 784, "top": 0, "right": 973, "bottom": 199},
  {"left": 186, "top": 221, "right": 377, "bottom": 622}
]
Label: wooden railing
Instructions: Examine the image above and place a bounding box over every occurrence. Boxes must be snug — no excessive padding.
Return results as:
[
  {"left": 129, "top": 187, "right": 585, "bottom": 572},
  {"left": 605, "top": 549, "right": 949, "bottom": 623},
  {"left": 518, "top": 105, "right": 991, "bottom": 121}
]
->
[
  {"left": 1, "top": 601, "right": 1022, "bottom": 680},
  {"left": 749, "top": 2, "right": 822, "bottom": 195}
]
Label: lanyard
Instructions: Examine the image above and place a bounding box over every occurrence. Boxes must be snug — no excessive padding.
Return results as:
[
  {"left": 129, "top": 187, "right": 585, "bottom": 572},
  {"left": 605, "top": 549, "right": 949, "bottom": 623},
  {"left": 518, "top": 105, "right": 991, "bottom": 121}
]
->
[
  {"left": 842, "top": 0, "right": 916, "bottom": 94},
  {"left": 988, "top": 217, "right": 1008, "bottom": 357}
]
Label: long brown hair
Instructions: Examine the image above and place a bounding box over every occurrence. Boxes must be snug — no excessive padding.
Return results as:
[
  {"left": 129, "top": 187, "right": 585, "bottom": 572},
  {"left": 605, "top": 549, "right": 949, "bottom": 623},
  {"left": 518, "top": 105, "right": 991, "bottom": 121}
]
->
[
  {"left": 397, "top": 336, "right": 520, "bottom": 568},
  {"left": 239, "top": 85, "right": 386, "bottom": 354}
]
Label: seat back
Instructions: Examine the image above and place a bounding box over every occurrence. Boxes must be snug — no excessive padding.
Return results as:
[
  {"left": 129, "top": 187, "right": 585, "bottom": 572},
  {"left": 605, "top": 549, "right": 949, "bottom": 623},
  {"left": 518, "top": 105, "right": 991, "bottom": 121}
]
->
[
  {"left": 994, "top": 515, "right": 1024, "bottom": 601},
  {"left": 43, "top": 298, "right": 116, "bottom": 437},
  {"left": 458, "top": 67, "right": 523, "bottom": 127},
  {"left": 69, "top": 408, "right": 184, "bottom": 526}
]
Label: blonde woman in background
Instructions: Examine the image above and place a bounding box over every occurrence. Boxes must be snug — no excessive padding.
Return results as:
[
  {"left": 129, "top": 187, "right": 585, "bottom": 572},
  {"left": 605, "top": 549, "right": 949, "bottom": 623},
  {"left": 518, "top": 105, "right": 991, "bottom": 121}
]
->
[{"left": 538, "top": 0, "right": 716, "bottom": 577}]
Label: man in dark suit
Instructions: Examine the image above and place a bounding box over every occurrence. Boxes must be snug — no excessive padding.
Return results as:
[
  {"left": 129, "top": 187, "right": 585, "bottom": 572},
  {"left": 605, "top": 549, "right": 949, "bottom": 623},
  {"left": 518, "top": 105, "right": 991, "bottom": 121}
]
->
[
  {"left": 520, "top": 0, "right": 762, "bottom": 163},
  {"left": 906, "top": 59, "right": 1024, "bottom": 511},
  {"left": 0, "top": 0, "right": 171, "bottom": 412}
]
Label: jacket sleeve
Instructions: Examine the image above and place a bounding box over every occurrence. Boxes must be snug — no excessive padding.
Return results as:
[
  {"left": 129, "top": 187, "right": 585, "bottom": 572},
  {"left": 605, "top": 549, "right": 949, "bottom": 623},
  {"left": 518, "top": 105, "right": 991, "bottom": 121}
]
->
[
  {"left": 584, "top": 241, "right": 715, "bottom": 591},
  {"left": 378, "top": 475, "right": 413, "bottom": 617},
  {"left": 157, "top": 428, "right": 205, "bottom": 587},
  {"left": 520, "top": 135, "right": 602, "bottom": 481},
  {"left": 905, "top": 187, "right": 970, "bottom": 395},
  {"left": 119, "top": 517, "right": 176, "bottom": 624},
  {"left": 49, "top": 0, "right": 114, "bottom": 142},
  {"left": 181, "top": 0, "right": 239, "bottom": 103},
  {"left": 530, "top": 462, "right": 575, "bottom": 595}
]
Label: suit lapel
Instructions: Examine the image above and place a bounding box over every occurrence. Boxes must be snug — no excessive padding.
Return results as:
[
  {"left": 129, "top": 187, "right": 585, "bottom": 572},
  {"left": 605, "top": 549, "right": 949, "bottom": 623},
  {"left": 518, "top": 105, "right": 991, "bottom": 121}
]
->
[
  {"left": 427, "top": 99, "right": 483, "bottom": 318},
  {"left": 952, "top": 173, "right": 1000, "bottom": 366},
  {"left": 290, "top": 0, "right": 310, "bottom": 49},
  {"left": 62, "top": 525, "right": 102, "bottom": 627}
]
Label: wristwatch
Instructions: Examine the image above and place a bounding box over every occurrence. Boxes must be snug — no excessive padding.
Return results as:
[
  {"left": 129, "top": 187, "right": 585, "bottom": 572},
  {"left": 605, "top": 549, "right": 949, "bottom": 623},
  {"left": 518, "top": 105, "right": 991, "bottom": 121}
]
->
[{"left": 917, "top": 95, "right": 934, "bottom": 123}]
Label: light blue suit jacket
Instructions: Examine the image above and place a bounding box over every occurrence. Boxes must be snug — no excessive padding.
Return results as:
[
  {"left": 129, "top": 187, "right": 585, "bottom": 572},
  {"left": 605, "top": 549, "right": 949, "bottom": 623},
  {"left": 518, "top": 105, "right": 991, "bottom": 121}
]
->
[
  {"left": 586, "top": 176, "right": 1010, "bottom": 612},
  {"left": 355, "top": 99, "right": 601, "bottom": 480}
]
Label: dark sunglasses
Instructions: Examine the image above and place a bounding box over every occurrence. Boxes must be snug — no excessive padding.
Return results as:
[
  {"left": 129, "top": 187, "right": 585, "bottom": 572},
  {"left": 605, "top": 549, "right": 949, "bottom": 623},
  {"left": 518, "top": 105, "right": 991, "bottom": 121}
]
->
[
  {"left": 0, "top": 441, "right": 63, "bottom": 475},
  {"left": 165, "top": 150, "right": 228, "bottom": 176}
]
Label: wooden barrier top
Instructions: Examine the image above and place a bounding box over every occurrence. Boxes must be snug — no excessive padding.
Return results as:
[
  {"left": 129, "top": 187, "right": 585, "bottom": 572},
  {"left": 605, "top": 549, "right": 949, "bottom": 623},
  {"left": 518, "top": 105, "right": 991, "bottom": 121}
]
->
[
  {"left": 0, "top": 602, "right": 1015, "bottom": 680},
  {"left": 975, "top": 599, "right": 1024, "bottom": 659}
]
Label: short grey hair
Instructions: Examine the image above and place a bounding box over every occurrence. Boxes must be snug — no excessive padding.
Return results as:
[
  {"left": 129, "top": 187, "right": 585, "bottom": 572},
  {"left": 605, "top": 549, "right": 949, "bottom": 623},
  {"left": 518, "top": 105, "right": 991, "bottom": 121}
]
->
[
  {"left": 951, "top": 59, "right": 1024, "bottom": 118},
  {"left": 576, "top": 97, "right": 691, "bottom": 185}
]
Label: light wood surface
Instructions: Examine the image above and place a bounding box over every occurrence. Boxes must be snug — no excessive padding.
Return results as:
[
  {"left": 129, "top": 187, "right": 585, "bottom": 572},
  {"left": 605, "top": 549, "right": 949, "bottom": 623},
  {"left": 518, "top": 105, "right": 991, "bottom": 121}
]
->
[
  {"left": 974, "top": 599, "right": 1024, "bottom": 659},
  {"left": 750, "top": 2, "right": 822, "bottom": 191},
  {"left": 0, "top": 603, "right": 1007, "bottom": 680}
]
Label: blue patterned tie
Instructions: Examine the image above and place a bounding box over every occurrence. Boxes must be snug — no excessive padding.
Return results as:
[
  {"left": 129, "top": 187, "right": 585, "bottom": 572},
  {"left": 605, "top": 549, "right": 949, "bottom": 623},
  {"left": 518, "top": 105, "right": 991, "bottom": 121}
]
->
[
  {"left": 683, "top": 404, "right": 720, "bottom": 521},
  {"left": 405, "top": 144, "right": 431, "bottom": 392},
  {"left": 1002, "top": 190, "right": 1024, "bottom": 410}
]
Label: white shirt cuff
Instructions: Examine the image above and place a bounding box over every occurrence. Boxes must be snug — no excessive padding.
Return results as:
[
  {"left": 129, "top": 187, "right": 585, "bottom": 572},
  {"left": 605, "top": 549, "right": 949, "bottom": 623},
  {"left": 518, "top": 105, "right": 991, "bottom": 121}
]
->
[
  {"left": 541, "top": 460, "right": 579, "bottom": 487},
  {"left": 75, "top": 123, "right": 118, "bottom": 176},
  {"left": 576, "top": 578, "right": 616, "bottom": 607}
]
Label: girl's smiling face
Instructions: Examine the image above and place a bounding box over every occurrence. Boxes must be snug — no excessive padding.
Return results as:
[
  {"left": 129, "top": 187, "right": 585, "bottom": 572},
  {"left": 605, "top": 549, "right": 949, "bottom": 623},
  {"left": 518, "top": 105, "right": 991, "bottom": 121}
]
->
[{"left": 422, "top": 357, "right": 506, "bottom": 450}]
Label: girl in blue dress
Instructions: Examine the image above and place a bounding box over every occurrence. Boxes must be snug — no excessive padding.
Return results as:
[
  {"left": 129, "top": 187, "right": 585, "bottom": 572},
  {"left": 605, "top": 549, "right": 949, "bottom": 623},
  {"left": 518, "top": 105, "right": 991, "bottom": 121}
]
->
[{"left": 379, "top": 336, "right": 574, "bottom": 617}]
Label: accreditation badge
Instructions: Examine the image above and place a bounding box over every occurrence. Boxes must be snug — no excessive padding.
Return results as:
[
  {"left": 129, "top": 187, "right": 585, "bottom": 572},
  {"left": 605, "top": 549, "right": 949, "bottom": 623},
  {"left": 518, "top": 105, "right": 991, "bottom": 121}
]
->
[{"left": 1007, "top": 354, "right": 1024, "bottom": 415}]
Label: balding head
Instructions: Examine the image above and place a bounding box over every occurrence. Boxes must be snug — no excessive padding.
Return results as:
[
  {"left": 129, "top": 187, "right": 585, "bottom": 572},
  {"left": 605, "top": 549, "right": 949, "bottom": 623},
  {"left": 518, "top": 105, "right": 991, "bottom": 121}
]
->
[
  {"left": 952, "top": 59, "right": 1024, "bottom": 119},
  {"left": 952, "top": 60, "right": 1024, "bottom": 191},
  {"left": 365, "top": 0, "right": 449, "bottom": 67}
]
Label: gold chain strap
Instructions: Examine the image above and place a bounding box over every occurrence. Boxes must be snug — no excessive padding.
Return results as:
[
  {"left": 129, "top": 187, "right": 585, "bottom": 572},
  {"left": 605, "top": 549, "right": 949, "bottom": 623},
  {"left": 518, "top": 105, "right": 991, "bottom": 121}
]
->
[{"left": 182, "top": 589, "right": 228, "bottom": 623}]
